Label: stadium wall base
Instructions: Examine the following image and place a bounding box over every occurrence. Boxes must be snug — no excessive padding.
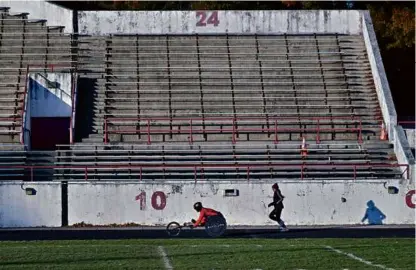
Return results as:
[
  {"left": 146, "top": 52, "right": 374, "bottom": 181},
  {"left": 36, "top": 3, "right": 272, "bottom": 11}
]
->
[{"left": 1, "top": 180, "right": 414, "bottom": 228}]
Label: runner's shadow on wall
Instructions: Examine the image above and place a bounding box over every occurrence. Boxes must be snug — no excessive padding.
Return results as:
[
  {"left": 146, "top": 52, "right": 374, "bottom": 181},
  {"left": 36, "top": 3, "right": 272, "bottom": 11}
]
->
[{"left": 361, "top": 200, "right": 386, "bottom": 225}]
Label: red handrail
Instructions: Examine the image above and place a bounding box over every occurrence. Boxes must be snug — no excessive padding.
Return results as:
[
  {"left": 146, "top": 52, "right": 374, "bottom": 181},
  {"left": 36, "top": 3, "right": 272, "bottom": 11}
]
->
[
  {"left": 1, "top": 163, "right": 409, "bottom": 181},
  {"left": 104, "top": 116, "right": 363, "bottom": 145}
]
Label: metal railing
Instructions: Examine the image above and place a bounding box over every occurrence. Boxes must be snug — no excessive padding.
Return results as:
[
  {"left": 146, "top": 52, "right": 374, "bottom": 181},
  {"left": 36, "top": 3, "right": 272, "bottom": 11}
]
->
[
  {"left": 0, "top": 163, "right": 408, "bottom": 182},
  {"left": 104, "top": 116, "right": 363, "bottom": 144}
]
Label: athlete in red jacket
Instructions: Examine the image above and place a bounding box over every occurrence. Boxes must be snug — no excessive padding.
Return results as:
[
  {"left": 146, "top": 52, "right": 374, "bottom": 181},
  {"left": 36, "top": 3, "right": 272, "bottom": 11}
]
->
[{"left": 191, "top": 202, "right": 222, "bottom": 227}]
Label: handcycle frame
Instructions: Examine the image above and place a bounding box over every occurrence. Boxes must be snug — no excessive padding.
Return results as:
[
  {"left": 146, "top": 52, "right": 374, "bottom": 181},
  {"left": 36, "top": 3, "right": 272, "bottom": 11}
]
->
[{"left": 166, "top": 215, "right": 227, "bottom": 238}]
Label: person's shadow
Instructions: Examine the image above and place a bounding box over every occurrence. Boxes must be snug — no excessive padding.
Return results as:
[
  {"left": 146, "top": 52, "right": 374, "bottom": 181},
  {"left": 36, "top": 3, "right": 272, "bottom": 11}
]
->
[{"left": 361, "top": 200, "right": 386, "bottom": 225}]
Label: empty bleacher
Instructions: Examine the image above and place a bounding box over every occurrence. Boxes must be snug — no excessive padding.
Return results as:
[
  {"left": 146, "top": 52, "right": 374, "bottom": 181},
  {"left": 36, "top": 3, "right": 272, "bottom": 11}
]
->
[
  {"left": 76, "top": 34, "right": 381, "bottom": 144},
  {"left": 0, "top": 7, "right": 73, "bottom": 180},
  {"left": 0, "top": 6, "right": 403, "bottom": 181},
  {"left": 52, "top": 33, "right": 403, "bottom": 181}
]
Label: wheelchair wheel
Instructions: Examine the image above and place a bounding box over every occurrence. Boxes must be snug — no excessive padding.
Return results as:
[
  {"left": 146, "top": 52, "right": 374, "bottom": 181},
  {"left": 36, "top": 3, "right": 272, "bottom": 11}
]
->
[
  {"left": 166, "top": 221, "right": 182, "bottom": 237},
  {"left": 205, "top": 215, "right": 227, "bottom": 237}
]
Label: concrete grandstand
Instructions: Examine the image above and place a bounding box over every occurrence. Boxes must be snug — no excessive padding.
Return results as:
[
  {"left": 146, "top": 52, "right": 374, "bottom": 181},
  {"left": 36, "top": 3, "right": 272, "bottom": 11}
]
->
[{"left": 0, "top": 1, "right": 414, "bottom": 228}]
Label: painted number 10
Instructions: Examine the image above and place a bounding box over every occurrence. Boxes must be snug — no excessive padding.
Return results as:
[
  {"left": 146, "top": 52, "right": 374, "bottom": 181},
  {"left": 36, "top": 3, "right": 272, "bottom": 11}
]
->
[
  {"left": 135, "top": 191, "right": 167, "bottom": 210},
  {"left": 196, "top": 11, "right": 220, "bottom": 27}
]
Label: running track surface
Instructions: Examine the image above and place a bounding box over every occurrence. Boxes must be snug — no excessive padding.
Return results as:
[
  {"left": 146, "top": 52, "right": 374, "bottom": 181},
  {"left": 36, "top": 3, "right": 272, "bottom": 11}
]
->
[{"left": 0, "top": 225, "right": 414, "bottom": 241}]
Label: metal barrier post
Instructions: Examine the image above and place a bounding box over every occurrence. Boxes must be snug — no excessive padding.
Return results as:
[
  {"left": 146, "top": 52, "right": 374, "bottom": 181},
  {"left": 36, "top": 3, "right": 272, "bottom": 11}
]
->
[
  {"left": 189, "top": 119, "right": 193, "bottom": 144},
  {"left": 31, "top": 167, "right": 33, "bottom": 182},
  {"left": 353, "top": 165, "right": 356, "bottom": 180},
  {"left": 247, "top": 166, "right": 250, "bottom": 181},
  {"left": 274, "top": 119, "right": 278, "bottom": 144},
  {"left": 232, "top": 117, "right": 236, "bottom": 144},
  {"left": 147, "top": 119, "right": 151, "bottom": 145},
  {"left": 301, "top": 164, "right": 304, "bottom": 180},
  {"left": 316, "top": 119, "right": 320, "bottom": 144},
  {"left": 85, "top": 167, "right": 88, "bottom": 181},
  {"left": 104, "top": 119, "right": 108, "bottom": 144}
]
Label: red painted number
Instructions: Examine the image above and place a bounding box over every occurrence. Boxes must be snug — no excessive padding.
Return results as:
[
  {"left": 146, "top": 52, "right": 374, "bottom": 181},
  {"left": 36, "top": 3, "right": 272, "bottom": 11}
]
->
[
  {"left": 135, "top": 191, "right": 166, "bottom": 210},
  {"left": 405, "top": 190, "right": 415, "bottom": 209},
  {"left": 196, "top": 11, "right": 219, "bottom": 27},
  {"left": 135, "top": 191, "right": 146, "bottom": 210},
  {"left": 151, "top": 191, "right": 167, "bottom": 210}
]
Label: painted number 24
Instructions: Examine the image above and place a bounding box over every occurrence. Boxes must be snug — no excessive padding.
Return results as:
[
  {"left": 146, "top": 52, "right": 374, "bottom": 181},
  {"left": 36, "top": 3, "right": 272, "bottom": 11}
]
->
[
  {"left": 135, "top": 191, "right": 166, "bottom": 210},
  {"left": 196, "top": 11, "right": 220, "bottom": 27}
]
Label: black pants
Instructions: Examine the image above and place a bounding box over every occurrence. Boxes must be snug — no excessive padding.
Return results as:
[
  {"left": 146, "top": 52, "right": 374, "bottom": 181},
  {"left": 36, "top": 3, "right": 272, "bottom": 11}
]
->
[{"left": 269, "top": 207, "right": 283, "bottom": 223}]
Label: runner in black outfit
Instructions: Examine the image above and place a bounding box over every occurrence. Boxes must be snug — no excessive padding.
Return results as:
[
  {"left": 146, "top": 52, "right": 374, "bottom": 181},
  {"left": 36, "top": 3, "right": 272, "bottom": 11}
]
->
[{"left": 268, "top": 183, "right": 288, "bottom": 231}]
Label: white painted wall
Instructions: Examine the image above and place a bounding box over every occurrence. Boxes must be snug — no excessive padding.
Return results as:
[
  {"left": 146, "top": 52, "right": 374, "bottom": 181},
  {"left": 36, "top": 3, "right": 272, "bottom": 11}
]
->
[
  {"left": 0, "top": 182, "right": 61, "bottom": 227},
  {"left": 78, "top": 10, "right": 361, "bottom": 35},
  {"left": 361, "top": 11, "right": 414, "bottom": 181},
  {"left": 404, "top": 129, "right": 415, "bottom": 149},
  {"left": 29, "top": 73, "right": 72, "bottom": 117},
  {"left": 0, "top": 0, "right": 73, "bottom": 33},
  {"left": 362, "top": 11, "right": 397, "bottom": 138},
  {"left": 68, "top": 180, "right": 415, "bottom": 226}
]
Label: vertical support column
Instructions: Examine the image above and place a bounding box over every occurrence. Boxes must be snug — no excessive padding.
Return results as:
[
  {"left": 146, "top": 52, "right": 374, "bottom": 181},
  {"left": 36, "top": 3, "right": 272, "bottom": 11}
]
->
[
  {"left": 255, "top": 34, "right": 269, "bottom": 137},
  {"left": 284, "top": 34, "right": 299, "bottom": 141},
  {"left": 336, "top": 34, "right": 353, "bottom": 113},
  {"left": 315, "top": 33, "right": 332, "bottom": 141},
  {"left": 195, "top": 34, "right": 206, "bottom": 141},
  {"left": 316, "top": 118, "right": 320, "bottom": 144},
  {"left": 104, "top": 35, "right": 112, "bottom": 143},
  {"left": 189, "top": 118, "right": 193, "bottom": 144},
  {"left": 166, "top": 35, "right": 173, "bottom": 139},
  {"left": 147, "top": 119, "right": 151, "bottom": 145},
  {"left": 136, "top": 35, "right": 141, "bottom": 140},
  {"left": 274, "top": 119, "right": 278, "bottom": 144},
  {"left": 18, "top": 17, "right": 28, "bottom": 144},
  {"left": 226, "top": 33, "right": 237, "bottom": 139}
]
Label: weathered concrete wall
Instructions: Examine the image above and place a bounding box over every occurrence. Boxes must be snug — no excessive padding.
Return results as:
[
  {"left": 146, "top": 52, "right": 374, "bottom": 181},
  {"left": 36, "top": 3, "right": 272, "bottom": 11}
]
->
[
  {"left": 404, "top": 129, "right": 415, "bottom": 149},
  {"left": 393, "top": 126, "right": 415, "bottom": 182},
  {"left": 78, "top": 10, "right": 362, "bottom": 35},
  {"left": 0, "top": 0, "right": 73, "bottom": 33},
  {"left": 361, "top": 12, "right": 414, "bottom": 181},
  {"left": 29, "top": 73, "right": 72, "bottom": 117},
  {"left": 0, "top": 182, "right": 61, "bottom": 227},
  {"left": 362, "top": 11, "right": 397, "bottom": 137},
  {"left": 68, "top": 180, "right": 415, "bottom": 226}
]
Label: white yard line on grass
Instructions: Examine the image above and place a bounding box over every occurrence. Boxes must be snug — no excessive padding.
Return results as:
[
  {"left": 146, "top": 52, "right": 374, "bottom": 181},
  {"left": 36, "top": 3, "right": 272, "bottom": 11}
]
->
[
  {"left": 324, "top": 245, "right": 395, "bottom": 270},
  {"left": 0, "top": 244, "right": 291, "bottom": 249},
  {"left": 158, "top": 246, "right": 173, "bottom": 270}
]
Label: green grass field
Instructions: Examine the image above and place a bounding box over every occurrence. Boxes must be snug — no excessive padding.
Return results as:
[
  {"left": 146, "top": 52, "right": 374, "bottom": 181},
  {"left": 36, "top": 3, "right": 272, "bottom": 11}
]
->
[{"left": 0, "top": 238, "right": 414, "bottom": 269}]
